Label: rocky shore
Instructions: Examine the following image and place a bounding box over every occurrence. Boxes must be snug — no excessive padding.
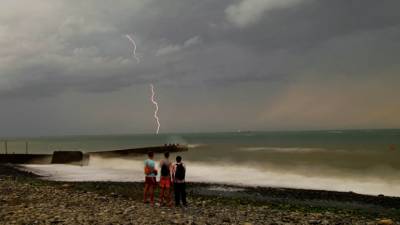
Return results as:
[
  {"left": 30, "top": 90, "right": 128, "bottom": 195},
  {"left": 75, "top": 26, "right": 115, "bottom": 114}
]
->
[{"left": 0, "top": 165, "right": 398, "bottom": 225}]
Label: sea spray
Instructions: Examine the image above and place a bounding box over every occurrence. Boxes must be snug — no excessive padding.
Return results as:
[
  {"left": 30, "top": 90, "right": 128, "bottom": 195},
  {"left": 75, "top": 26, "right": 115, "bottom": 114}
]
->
[{"left": 22, "top": 156, "right": 400, "bottom": 197}]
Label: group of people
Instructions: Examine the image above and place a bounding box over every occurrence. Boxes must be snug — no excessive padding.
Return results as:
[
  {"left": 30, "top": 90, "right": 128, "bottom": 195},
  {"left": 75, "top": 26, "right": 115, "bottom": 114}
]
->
[{"left": 143, "top": 151, "right": 187, "bottom": 207}]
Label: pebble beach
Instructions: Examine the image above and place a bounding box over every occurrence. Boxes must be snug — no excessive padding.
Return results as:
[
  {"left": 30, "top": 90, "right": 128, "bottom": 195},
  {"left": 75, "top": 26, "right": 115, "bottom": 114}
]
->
[{"left": 0, "top": 165, "right": 399, "bottom": 225}]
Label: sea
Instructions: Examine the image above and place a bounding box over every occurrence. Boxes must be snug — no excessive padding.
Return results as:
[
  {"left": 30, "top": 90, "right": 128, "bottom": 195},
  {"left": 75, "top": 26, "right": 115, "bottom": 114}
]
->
[{"left": 2, "top": 129, "right": 400, "bottom": 197}]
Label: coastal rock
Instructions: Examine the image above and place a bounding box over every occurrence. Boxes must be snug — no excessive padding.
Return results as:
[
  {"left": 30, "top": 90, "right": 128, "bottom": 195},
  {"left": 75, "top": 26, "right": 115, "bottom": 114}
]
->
[
  {"left": 308, "top": 219, "right": 321, "bottom": 224},
  {"left": 61, "top": 183, "right": 72, "bottom": 188},
  {"left": 377, "top": 219, "right": 394, "bottom": 225},
  {"left": 320, "top": 219, "right": 329, "bottom": 225},
  {"left": 222, "top": 217, "right": 231, "bottom": 223}
]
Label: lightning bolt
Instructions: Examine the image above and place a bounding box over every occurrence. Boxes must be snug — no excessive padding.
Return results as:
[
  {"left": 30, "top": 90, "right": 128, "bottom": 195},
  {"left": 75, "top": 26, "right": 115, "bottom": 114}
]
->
[
  {"left": 125, "top": 34, "right": 140, "bottom": 63},
  {"left": 124, "top": 34, "right": 160, "bottom": 134},
  {"left": 150, "top": 84, "right": 160, "bottom": 134}
]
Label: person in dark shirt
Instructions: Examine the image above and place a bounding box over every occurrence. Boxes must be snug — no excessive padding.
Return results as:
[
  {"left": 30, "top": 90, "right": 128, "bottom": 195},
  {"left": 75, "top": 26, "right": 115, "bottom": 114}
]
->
[{"left": 172, "top": 155, "right": 187, "bottom": 207}]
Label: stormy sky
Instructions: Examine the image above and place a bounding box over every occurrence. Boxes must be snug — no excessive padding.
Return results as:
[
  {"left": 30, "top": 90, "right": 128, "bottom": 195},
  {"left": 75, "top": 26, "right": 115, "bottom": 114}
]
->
[{"left": 1, "top": 0, "right": 400, "bottom": 136}]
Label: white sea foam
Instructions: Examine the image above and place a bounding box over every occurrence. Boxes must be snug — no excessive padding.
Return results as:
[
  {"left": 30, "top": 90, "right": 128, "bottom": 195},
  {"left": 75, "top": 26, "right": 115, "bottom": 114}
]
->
[
  {"left": 240, "top": 147, "right": 326, "bottom": 153},
  {"left": 21, "top": 157, "right": 400, "bottom": 197},
  {"left": 187, "top": 144, "right": 206, "bottom": 149},
  {"left": 207, "top": 186, "right": 245, "bottom": 192},
  {"left": 327, "top": 131, "right": 344, "bottom": 134}
]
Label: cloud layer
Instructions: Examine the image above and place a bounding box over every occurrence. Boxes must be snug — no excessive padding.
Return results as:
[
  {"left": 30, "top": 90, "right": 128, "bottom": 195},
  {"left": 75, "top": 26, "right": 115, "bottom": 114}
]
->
[
  {"left": 1, "top": 0, "right": 400, "bottom": 136},
  {"left": 225, "top": 0, "right": 306, "bottom": 27},
  {"left": 156, "top": 36, "right": 201, "bottom": 56}
]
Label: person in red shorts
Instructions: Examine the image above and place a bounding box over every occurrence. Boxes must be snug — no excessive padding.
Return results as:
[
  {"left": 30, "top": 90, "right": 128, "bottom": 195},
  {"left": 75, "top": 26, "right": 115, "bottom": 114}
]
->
[
  {"left": 144, "top": 151, "right": 157, "bottom": 206},
  {"left": 159, "top": 152, "right": 172, "bottom": 206}
]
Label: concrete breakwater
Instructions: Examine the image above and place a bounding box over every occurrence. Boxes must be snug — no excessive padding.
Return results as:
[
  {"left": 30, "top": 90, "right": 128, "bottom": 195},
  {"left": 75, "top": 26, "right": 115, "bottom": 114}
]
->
[
  {"left": 0, "top": 154, "right": 52, "bottom": 164},
  {"left": 89, "top": 144, "right": 188, "bottom": 157},
  {"left": 0, "top": 144, "right": 188, "bottom": 165}
]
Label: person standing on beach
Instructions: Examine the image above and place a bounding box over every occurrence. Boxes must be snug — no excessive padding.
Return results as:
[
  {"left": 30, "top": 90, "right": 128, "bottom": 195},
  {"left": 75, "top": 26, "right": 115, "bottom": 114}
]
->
[
  {"left": 172, "top": 155, "right": 187, "bottom": 207},
  {"left": 159, "top": 152, "right": 172, "bottom": 206},
  {"left": 144, "top": 151, "right": 157, "bottom": 206}
]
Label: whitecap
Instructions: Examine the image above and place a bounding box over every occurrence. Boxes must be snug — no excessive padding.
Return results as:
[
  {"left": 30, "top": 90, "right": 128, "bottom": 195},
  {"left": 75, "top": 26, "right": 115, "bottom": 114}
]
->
[
  {"left": 20, "top": 158, "right": 400, "bottom": 197},
  {"left": 239, "top": 147, "right": 326, "bottom": 153}
]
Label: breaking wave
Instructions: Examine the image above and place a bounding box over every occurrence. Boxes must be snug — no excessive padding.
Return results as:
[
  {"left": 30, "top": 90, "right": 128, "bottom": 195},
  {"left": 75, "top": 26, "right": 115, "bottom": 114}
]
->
[
  {"left": 21, "top": 156, "right": 400, "bottom": 197},
  {"left": 188, "top": 143, "right": 206, "bottom": 149},
  {"left": 240, "top": 147, "right": 326, "bottom": 153}
]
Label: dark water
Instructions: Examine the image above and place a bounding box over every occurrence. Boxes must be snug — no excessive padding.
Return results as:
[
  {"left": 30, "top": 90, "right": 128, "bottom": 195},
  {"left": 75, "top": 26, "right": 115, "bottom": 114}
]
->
[{"left": 4, "top": 129, "right": 400, "bottom": 196}]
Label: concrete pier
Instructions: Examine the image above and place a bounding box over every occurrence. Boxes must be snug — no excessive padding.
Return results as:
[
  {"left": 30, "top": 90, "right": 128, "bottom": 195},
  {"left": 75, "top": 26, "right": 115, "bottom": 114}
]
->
[{"left": 0, "top": 144, "right": 188, "bottom": 165}]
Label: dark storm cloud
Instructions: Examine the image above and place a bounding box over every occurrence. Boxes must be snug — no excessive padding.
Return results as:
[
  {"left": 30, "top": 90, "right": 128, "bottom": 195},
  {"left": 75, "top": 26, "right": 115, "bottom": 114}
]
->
[
  {"left": 225, "top": 0, "right": 400, "bottom": 52},
  {"left": 2, "top": 0, "right": 400, "bottom": 98},
  {"left": 1, "top": 0, "right": 400, "bottom": 135}
]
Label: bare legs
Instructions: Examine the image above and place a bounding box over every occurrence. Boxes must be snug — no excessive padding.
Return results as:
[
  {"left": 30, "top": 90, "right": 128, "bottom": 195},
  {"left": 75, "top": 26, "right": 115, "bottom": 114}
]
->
[
  {"left": 144, "top": 183, "right": 155, "bottom": 206},
  {"left": 159, "top": 187, "right": 172, "bottom": 206}
]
